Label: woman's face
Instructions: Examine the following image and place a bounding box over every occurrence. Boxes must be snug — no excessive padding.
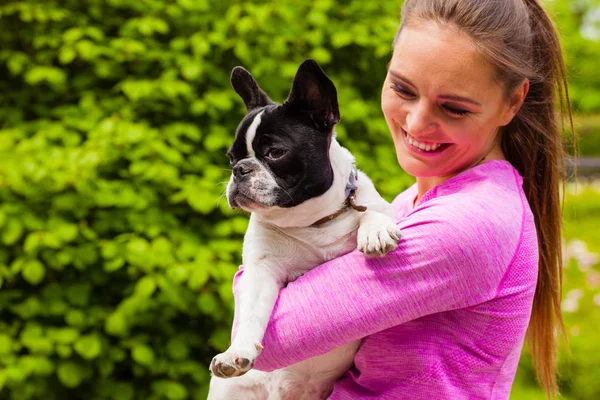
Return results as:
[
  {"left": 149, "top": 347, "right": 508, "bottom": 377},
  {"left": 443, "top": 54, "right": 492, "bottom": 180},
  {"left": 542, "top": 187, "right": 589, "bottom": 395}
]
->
[{"left": 382, "top": 21, "right": 520, "bottom": 184}]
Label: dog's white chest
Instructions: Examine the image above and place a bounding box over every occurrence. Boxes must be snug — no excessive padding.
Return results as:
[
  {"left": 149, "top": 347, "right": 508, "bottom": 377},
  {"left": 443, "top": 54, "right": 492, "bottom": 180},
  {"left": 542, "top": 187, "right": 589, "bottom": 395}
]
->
[{"left": 243, "top": 212, "right": 361, "bottom": 281}]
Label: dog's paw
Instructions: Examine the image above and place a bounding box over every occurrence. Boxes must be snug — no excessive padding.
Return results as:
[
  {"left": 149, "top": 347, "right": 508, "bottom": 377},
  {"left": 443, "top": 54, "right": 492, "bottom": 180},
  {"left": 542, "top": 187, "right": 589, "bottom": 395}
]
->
[
  {"left": 357, "top": 214, "right": 401, "bottom": 257},
  {"left": 209, "top": 343, "right": 263, "bottom": 378}
]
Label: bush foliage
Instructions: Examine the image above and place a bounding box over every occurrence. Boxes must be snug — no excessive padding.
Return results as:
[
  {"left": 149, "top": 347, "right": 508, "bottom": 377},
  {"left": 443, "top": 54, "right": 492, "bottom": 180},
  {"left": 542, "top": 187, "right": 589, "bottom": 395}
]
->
[{"left": 0, "top": 0, "right": 598, "bottom": 399}]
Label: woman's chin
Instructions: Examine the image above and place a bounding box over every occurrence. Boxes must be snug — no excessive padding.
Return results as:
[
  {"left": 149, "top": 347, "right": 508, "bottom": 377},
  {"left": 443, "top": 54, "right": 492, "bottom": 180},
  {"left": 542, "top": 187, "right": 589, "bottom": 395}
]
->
[{"left": 396, "top": 156, "right": 434, "bottom": 178}]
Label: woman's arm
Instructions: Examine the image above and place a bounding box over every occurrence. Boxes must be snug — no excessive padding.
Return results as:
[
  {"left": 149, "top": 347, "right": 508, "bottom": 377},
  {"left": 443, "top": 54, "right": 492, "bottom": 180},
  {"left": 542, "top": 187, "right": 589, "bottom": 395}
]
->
[{"left": 233, "top": 198, "right": 523, "bottom": 371}]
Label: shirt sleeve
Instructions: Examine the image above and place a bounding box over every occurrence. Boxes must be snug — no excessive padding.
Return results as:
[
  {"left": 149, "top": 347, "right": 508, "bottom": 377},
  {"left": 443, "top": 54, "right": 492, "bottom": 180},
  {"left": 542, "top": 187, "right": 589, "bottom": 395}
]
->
[{"left": 233, "top": 197, "right": 522, "bottom": 371}]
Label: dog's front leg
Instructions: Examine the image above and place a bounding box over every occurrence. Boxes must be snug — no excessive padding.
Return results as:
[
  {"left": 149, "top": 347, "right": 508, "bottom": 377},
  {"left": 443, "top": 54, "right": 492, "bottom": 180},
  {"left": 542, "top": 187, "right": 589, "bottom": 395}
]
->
[
  {"left": 357, "top": 210, "right": 402, "bottom": 257},
  {"left": 210, "top": 264, "right": 282, "bottom": 378}
]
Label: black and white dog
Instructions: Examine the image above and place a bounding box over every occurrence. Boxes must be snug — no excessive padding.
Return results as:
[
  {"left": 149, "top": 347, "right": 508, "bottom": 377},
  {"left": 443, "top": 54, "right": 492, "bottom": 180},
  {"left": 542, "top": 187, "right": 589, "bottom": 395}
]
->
[{"left": 208, "top": 60, "right": 401, "bottom": 400}]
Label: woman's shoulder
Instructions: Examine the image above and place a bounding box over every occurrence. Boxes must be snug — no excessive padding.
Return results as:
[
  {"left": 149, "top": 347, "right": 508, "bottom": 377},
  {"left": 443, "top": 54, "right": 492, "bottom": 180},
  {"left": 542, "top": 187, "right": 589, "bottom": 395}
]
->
[{"left": 397, "top": 161, "right": 532, "bottom": 266}]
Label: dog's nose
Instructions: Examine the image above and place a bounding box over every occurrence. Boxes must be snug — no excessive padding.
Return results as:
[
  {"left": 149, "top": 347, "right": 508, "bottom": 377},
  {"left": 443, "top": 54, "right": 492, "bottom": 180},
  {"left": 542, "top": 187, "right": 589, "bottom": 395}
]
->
[{"left": 233, "top": 164, "right": 254, "bottom": 178}]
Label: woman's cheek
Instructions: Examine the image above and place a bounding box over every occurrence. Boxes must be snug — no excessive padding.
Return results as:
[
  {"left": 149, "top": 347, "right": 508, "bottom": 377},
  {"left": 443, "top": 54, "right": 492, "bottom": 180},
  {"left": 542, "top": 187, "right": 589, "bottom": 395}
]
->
[{"left": 382, "top": 93, "right": 404, "bottom": 123}]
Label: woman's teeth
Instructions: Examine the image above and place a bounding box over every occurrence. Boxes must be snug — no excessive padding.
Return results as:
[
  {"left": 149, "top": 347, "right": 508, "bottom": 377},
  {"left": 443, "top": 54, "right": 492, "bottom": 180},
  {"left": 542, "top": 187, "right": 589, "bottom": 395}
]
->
[{"left": 405, "top": 131, "right": 443, "bottom": 152}]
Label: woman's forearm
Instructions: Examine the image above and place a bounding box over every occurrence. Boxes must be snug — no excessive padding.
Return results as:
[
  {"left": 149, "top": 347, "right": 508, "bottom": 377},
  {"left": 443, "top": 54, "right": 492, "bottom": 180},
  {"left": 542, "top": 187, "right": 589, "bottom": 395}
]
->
[{"left": 232, "top": 205, "right": 519, "bottom": 371}]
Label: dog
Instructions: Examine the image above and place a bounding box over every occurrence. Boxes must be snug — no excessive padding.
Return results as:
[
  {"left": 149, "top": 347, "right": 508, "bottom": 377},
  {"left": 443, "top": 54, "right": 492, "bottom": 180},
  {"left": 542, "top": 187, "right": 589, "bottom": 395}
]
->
[{"left": 208, "top": 59, "right": 401, "bottom": 400}]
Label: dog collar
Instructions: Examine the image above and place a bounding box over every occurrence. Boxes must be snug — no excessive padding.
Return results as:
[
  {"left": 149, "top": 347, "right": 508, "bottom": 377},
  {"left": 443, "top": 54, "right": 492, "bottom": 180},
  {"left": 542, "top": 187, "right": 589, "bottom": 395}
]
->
[
  {"left": 345, "top": 163, "right": 359, "bottom": 198},
  {"left": 312, "top": 163, "right": 367, "bottom": 227}
]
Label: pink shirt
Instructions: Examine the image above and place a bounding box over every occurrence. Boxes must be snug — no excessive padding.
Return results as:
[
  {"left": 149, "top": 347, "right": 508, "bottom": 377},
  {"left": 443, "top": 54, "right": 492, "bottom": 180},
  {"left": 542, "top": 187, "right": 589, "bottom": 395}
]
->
[{"left": 233, "top": 160, "right": 538, "bottom": 399}]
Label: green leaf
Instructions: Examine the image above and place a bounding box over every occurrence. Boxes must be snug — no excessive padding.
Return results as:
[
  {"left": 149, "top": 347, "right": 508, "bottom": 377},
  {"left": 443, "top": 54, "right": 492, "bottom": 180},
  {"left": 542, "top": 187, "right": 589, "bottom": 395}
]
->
[
  {"left": 0, "top": 334, "right": 13, "bottom": 355},
  {"left": 150, "top": 237, "right": 175, "bottom": 267},
  {"left": 25, "top": 66, "right": 67, "bottom": 87},
  {"left": 47, "top": 327, "right": 79, "bottom": 344},
  {"left": 126, "top": 237, "right": 151, "bottom": 267},
  {"left": 132, "top": 343, "right": 155, "bottom": 367},
  {"left": 181, "top": 63, "right": 202, "bottom": 80},
  {"left": 135, "top": 276, "right": 157, "bottom": 297},
  {"left": 24, "top": 233, "right": 42, "bottom": 253},
  {"left": 188, "top": 267, "right": 209, "bottom": 290},
  {"left": 66, "top": 283, "right": 92, "bottom": 306},
  {"left": 63, "top": 27, "right": 84, "bottom": 43},
  {"left": 7, "top": 53, "right": 29, "bottom": 75},
  {"left": 104, "top": 257, "right": 125, "bottom": 272},
  {"left": 170, "top": 37, "right": 188, "bottom": 51},
  {"left": 105, "top": 312, "right": 128, "bottom": 337},
  {"left": 54, "top": 222, "right": 78, "bottom": 242},
  {"left": 121, "top": 80, "right": 154, "bottom": 101},
  {"left": 2, "top": 219, "right": 24, "bottom": 245},
  {"left": 166, "top": 339, "right": 189, "bottom": 360},
  {"left": 6, "top": 365, "right": 28, "bottom": 384},
  {"left": 29, "top": 356, "right": 54, "bottom": 376},
  {"left": 232, "top": 217, "right": 249, "bottom": 234},
  {"left": 233, "top": 41, "right": 251, "bottom": 62},
  {"left": 166, "top": 264, "right": 188, "bottom": 283},
  {"left": 187, "top": 187, "right": 216, "bottom": 214},
  {"left": 309, "top": 47, "right": 332, "bottom": 64},
  {"left": 65, "top": 309, "right": 87, "bottom": 327},
  {"left": 59, "top": 47, "right": 77, "bottom": 64},
  {"left": 152, "top": 380, "right": 188, "bottom": 400},
  {"left": 57, "top": 361, "right": 84, "bottom": 388},
  {"left": 56, "top": 344, "right": 72, "bottom": 358},
  {"left": 74, "top": 334, "right": 102, "bottom": 360},
  {"left": 22, "top": 259, "right": 46, "bottom": 285},
  {"left": 331, "top": 31, "right": 354, "bottom": 48},
  {"left": 197, "top": 294, "right": 218, "bottom": 315},
  {"left": 101, "top": 241, "right": 119, "bottom": 259}
]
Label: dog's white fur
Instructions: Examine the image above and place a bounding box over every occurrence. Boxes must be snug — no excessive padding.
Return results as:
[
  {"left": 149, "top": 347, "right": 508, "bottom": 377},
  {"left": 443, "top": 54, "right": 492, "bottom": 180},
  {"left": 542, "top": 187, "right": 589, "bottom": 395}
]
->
[{"left": 208, "top": 134, "right": 400, "bottom": 399}]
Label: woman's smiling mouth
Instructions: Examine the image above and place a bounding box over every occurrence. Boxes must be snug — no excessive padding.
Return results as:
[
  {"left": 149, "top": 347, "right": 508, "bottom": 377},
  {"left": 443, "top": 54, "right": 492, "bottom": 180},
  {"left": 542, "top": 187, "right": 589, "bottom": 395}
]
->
[{"left": 401, "top": 128, "right": 450, "bottom": 154}]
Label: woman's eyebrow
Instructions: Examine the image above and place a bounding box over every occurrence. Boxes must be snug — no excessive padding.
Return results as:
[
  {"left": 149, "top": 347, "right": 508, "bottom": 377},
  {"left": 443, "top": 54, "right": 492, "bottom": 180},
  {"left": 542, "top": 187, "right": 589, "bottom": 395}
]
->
[
  {"left": 389, "top": 70, "right": 415, "bottom": 88},
  {"left": 438, "top": 94, "right": 482, "bottom": 107},
  {"left": 389, "top": 70, "right": 482, "bottom": 107}
]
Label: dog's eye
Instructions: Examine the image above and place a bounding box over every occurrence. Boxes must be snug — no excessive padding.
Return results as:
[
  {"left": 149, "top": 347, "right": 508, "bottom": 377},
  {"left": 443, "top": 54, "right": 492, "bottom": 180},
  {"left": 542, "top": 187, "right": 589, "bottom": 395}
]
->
[{"left": 266, "top": 148, "right": 286, "bottom": 160}]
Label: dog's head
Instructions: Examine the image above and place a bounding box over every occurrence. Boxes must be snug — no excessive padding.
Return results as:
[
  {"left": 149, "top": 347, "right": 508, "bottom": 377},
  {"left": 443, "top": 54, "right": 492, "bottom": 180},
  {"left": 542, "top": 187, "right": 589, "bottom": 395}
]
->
[{"left": 226, "top": 59, "right": 340, "bottom": 213}]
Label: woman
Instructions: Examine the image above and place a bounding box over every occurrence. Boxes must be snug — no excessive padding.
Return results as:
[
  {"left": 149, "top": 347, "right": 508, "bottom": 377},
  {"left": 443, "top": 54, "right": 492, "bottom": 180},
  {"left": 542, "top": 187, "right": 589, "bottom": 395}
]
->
[{"left": 233, "top": 0, "right": 574, "bottom": 398}]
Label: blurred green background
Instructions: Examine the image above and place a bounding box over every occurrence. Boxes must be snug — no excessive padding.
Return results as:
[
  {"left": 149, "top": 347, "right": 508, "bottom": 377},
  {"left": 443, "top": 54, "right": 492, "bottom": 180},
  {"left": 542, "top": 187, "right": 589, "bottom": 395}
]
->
[{"left": 0, "top": 0, "right": 598, "bottom": 399}]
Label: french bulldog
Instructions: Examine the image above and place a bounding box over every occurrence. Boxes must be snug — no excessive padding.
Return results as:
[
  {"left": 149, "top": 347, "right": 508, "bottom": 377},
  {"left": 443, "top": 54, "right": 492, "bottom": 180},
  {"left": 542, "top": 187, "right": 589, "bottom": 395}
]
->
[{"left": 208, "top": 59, "right": 401, "bottom": 400}]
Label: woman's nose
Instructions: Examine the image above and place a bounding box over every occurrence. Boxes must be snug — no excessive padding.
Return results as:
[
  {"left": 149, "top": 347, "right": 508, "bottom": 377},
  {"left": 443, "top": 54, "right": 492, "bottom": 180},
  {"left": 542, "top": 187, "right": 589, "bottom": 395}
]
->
[{"left": 405, "top": 102, "right": 437, "bottom": 136}]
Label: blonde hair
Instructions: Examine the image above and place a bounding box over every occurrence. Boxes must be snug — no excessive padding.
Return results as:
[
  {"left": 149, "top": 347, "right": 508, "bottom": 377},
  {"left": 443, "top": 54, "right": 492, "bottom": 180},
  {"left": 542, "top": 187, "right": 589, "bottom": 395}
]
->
[{"left": 395, "top": 0, "right": 575, "bottom": 397}]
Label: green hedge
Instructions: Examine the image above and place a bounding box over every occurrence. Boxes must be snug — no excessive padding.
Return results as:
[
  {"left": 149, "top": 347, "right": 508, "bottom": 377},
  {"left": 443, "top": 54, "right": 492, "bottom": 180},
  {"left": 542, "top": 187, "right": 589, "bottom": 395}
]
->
[
  {"left": 0, "top": 1, "right": 598, "bottom": 399},
  {"left": 0, "top": 1, "right": 414, "bottom": 399}
]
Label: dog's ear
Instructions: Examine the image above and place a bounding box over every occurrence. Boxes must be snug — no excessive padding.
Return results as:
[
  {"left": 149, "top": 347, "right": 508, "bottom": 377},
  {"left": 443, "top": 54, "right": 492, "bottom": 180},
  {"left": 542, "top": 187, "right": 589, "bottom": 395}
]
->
[
  {"left": 284, "top": 59, "right": 340, "bottom": 130},
  {"left": 231, "top": 67, "right": 272, "bottom": 111}
]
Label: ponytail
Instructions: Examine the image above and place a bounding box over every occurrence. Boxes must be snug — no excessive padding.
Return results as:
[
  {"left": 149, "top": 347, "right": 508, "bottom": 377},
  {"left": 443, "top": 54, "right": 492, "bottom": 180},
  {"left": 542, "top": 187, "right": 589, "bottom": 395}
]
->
[{"left": 505, "top": 1, "right": 575, "bottom": 397}]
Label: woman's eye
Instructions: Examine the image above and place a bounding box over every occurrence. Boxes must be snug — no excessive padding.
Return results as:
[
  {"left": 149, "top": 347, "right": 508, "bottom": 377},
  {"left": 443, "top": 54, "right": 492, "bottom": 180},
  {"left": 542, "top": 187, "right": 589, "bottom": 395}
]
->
[
  {"left": 391, "top": 83, "right": 415, "bottom": 98},
  {"left": 266, "top": 148, "right": 286, "bottom": 160},
  {"left": 444, "top": 105, "right": 469, "bottom": 116}
]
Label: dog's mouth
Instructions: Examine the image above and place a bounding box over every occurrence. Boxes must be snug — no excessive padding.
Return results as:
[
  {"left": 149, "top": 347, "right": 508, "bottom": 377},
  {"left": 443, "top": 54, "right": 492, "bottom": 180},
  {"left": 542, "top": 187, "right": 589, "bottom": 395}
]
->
[{"left": 228, "top": 188, "right": 265, "bottom": 210}]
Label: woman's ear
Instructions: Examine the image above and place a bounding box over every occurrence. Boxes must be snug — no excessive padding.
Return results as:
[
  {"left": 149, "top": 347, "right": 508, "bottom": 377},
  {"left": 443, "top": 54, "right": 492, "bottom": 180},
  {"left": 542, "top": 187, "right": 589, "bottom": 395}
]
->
[{"left": 501, "top": 79, "right": 529, "bottom": 126}]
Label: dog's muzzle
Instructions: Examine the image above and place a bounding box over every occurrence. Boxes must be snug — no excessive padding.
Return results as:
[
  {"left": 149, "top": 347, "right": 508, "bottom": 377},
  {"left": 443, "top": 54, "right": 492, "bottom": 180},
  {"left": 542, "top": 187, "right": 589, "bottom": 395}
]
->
[{"left": 226, "top": 159, "right": 280, "bottom": 210}]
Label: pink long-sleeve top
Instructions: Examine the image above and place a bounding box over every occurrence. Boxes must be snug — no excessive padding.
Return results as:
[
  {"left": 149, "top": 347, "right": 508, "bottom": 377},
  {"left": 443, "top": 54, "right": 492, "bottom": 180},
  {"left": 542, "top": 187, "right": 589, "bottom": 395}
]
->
[{"left": 233, "top": 160, "right": 538, "bottom": 399}]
